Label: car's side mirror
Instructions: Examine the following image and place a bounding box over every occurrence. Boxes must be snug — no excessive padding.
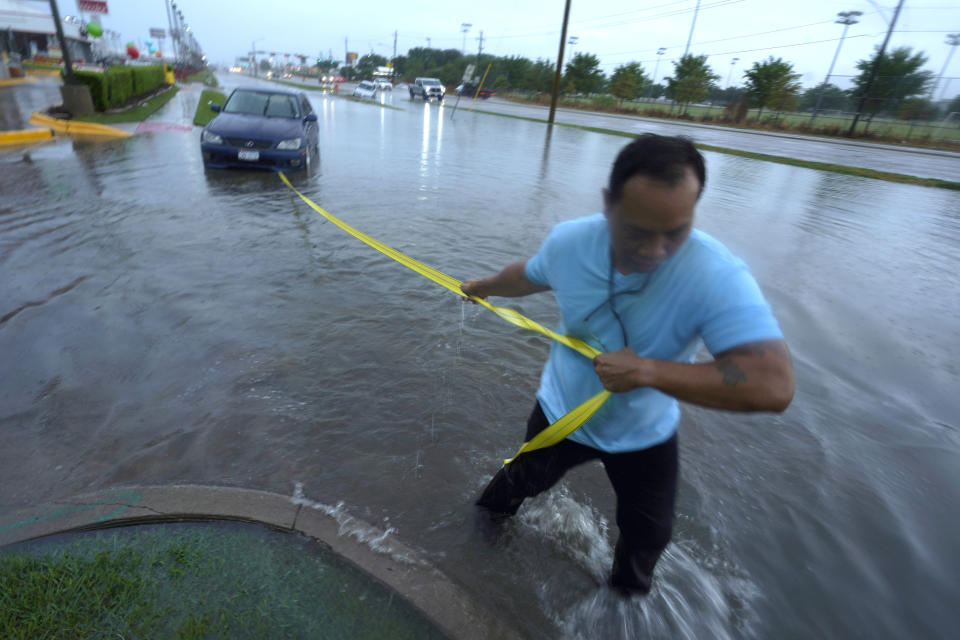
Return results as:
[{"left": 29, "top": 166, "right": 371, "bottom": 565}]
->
[
  {"left": 304, "top": 113, "right": 318, "bottom": 122},
  {"left": 209, "top": 103, "right": 221, "bottom": 113}
]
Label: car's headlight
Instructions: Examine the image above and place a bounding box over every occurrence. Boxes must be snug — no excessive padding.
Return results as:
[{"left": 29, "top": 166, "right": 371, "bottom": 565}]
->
[
  {"left": 201, "top": 129, "right": 222, "bottom": 144},
  {"left": 276, "top": 137, "right": 302, "bottom": 150}
]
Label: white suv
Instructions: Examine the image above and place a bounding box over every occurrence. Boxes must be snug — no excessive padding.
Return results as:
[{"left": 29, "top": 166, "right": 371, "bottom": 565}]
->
[{"left": 410, "top": 77, "right": 445, "bottom": 101}]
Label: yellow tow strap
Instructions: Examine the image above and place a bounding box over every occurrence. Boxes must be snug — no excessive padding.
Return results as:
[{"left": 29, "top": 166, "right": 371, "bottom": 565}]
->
[{"left": 279, "top": 173, "right": 610, "bottom": 464}]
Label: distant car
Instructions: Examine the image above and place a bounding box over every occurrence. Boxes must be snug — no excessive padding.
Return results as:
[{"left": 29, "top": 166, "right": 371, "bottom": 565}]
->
[
  {"left": 200, "top": 88, "right": 319, "bottom": 172},
  {"left": 353, "top": 80, "right": 378, "bottom": 99},
  {"left": 456, "top": 82, "right": 495, "bottom": 99},
  {"left": 409, "top": 77, "right": 445, "bottom": 101},
  {"left": 373, "top": 78, "right": 393, "bottom": 91}
]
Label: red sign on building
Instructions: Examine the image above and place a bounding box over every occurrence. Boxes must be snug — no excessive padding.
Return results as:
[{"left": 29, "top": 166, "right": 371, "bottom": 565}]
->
[{"left": 78, "top": 1, "right": 109, "bottom": 14}]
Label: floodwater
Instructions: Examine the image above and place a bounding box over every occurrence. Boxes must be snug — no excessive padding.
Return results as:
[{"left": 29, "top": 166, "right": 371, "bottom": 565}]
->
[{"left": 2, "top": 76, "right": 959, "bottom": 639}]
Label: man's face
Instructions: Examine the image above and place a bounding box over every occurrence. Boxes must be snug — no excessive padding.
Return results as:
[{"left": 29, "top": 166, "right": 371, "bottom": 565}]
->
[{"left": 603, "top": 168, "right": 700, "bottom": 274}]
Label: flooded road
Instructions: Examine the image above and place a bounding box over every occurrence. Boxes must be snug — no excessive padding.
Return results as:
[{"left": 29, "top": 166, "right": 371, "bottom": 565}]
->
[{"left": 2, "top": 76, "right": 959, "bottom": 639}]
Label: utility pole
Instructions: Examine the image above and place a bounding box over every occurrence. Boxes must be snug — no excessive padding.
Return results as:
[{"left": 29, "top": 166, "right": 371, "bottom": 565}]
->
[
  {"left": 344, "top": 37, "right": 348, "bottom": 64},
  {"left": 477, "top": 30, "right": 484, "bottom": 61},
  {"left": 933, "top": 33, "right": 960, "bottom": 101},
  {"left": 426, "top": 37, "right": 431, "bottom": 48},
  {"left": 683, "top": 0, "right": 701, "bottom": 58},
  {"left": 810, "top": 10, "right": 861, "bottom": 125},
  {"left": 47, "top": 0, "right": 75, "bottom": 82},
  {"left": 393, "top": 30, "right": 398, "bottom": 59},
  {"left": 848, "top": 0, "right": 904, "bottom": 137},
  {"left": 549, "top": 0, "right": 572, "bottom": 125}
]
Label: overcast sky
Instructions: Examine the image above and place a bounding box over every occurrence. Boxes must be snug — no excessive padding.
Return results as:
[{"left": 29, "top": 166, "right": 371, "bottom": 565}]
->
[{"left": 57, "top": 0, "right": 960, "bottom": 91}]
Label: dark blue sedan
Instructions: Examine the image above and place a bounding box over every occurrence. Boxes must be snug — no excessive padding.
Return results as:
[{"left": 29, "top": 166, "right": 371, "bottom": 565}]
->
[{"left": 200, "top": 88, "right": 319, "bottom": 171}]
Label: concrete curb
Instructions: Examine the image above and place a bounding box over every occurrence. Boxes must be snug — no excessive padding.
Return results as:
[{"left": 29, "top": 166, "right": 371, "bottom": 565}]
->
[
  {"left": 29, "top": 111, "right": 132, "bottom": 138},
  {"left": 0, "top": 484, "right": 511, "bottom": 640},
  {"left": 0, "top": 77, "right": 37, "bottom": 87},
  {"left": 0, "top": 128, "right": 52, "bottom": 147}
]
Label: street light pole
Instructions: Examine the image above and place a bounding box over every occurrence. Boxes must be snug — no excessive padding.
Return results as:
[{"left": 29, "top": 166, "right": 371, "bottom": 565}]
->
[
  {"left": 252, "top": 38, "right": 264, "bottom": 77},
  {"left": 934, "top": 33, "right": 960, "bottom": 101},
  {"left": 460, "top": 23, "right": 472, "bottom": 55},
  {"left": 650, "top": 47, "right": 666, "bottom": 97},
  {"left": 810, "top": 10, "right": 861, "bottom": 126},
  {"left": 848, "top": 0, "right": 904, "bottom": 137},
  {"left": 725, "top": 57, "right": 739, "bottom": 88}
]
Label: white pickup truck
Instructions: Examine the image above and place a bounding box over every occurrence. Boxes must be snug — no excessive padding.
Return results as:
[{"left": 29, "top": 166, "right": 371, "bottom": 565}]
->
[{"left": 409, "top": 77, "right": 445, "bottom": 102}]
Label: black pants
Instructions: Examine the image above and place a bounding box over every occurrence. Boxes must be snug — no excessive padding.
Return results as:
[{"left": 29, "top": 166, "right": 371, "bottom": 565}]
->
[{"left": 476, "top": 402, "right": 678, "bottom": 594}]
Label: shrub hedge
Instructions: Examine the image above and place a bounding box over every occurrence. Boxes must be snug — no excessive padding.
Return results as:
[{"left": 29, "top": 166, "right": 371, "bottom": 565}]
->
[{"left": 66, "top": 65, "right": 169, "bottom": 112}]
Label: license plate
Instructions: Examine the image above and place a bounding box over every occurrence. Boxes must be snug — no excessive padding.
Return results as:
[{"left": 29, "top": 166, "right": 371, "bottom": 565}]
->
[{"left": 238, "top": 150, "right": 259, "bottom": 161}]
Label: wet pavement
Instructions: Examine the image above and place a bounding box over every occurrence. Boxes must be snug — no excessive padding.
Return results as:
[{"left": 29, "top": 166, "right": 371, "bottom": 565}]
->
[
  {"left": 468, "top": 97, "right": 960, "bottom": 182},
  {"left": 1, "top": 73, "right": 959, "bottom": 639}
]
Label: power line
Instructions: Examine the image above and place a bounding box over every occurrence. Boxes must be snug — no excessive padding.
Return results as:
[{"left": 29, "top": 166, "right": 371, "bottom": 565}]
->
[
  {"left": 490, "top": 0, "right": 745, "bottom": 40},
  {"left": 596, "top": 31, "right": 889, "bottom": 67},
  {"left": 596, "top": 16, "right": 850, "bottom": 58}
]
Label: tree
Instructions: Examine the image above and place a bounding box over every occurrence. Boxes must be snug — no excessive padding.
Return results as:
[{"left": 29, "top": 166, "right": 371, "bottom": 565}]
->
[
  {"left": 799, "top": 83, "right": 850, "bottom": 113},
  {"left": 258, "top": 59, "right": 271, "bottom": 73},
  {"left": 743, "top": 56, "right": 801, "bottom": 119},
  {"left": 526, "top": 59, "right": 556, "bottom": 93},
  {"left": 609, "top": 62, "right": 647, "bottom": 102},
  {"left": 664, "top": 54, "right": 719, "bottom": 112},
  {"left": 564, "top": 52, "right": 605, "bottom": 95},
  {"left": 897, "top": 97, "right": 938, "bottom": 121},
  {"left": 850, "top": 46, "right": 934, "bottom": 120},
  {"left": 316, "top": 59, "right": 338, "bottom": 75},
  {"left": 948, "top": 94, "right": 960, "bottom": 115},
  {"left": 355, "top": 53, "right": 387, "bottom": 80},
  {"left": 491, "top": 75, "right": 510, "bottom": 92},
  {"left": 390, "top": 55, "right": 407, "bottom": 79}
]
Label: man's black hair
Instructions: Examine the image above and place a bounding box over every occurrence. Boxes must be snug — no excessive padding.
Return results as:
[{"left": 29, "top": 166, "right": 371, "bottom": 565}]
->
[{"left": 607, "top": 134, "right": 706, "bottom": 202}]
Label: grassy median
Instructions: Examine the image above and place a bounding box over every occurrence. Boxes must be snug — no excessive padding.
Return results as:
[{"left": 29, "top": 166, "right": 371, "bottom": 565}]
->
[
  {"left": 75, "top": 85, "right": 179, "bottom": 125},
  {"left": 193, "top": 88, "right": 227, "bottom": 126},
  {"left": 0, "top": 522, "right": 443, "bottom": 640}
]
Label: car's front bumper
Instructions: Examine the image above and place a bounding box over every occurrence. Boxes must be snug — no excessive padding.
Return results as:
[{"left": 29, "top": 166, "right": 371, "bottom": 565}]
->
[{"left": 200, "top": 142, "right": 308, "bottom": 171}]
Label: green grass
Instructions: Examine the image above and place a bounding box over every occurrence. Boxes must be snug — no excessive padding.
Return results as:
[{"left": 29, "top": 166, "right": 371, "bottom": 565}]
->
[
  {"left": 0, "top": 522, "right": 446, "bottom": 640},
  {"left": 185, "top": 70, "right": 218, "bottom": 88},
  {"left": 508, "top": 94, "right": 960, "bottom": 147},
  {"left": 193, "top": 88, "right": 227, "bottom": 126},
  {"left": 470, "top": 108, "right": 960, "bottom": 191},
  {"left": 74, "top": 85, "right": 179, "bottom": 124},
  {"left": 267, "top": 77, "right": 329, "bottom": 92}
]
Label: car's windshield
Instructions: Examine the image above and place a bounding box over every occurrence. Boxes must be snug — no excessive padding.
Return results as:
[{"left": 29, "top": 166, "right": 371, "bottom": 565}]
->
[
  {"left": 422, "top": 80, "right": 440, "bottom": 86},
  {"left": 223, "top": 91, "right": 300, "bottom": 118}
]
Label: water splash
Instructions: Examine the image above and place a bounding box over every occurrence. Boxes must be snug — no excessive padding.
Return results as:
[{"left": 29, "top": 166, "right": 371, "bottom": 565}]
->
[
  {"left": 517, "top": 486, "right": 759, "bottom": 639},
  {"left": 291, "top": 482, "right": 423, "bottom": 566},
  {"left": 518, "top": 486, "right": 613, "bottom": 583}
]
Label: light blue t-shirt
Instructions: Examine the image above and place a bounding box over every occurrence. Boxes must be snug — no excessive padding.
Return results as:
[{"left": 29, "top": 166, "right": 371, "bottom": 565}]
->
[{"left": 525, "top": 213, "right": 783, "bottom": 453}]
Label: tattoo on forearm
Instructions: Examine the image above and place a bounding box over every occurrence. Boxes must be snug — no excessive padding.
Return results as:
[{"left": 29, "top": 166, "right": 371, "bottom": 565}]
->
[{"left": 716, "top": 358, "right": 747, "bottom": 387}]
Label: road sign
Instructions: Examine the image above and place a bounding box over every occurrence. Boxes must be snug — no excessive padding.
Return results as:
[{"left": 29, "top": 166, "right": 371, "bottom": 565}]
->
[
  {"left": 462, "top": 64, "right": 475, "bottom": 82},
  {"left": 150, "top": 28, "right": 166, "bottom": 39},
  {"left": 78, "top": 1, "right": 108, "bottom": 14}
]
